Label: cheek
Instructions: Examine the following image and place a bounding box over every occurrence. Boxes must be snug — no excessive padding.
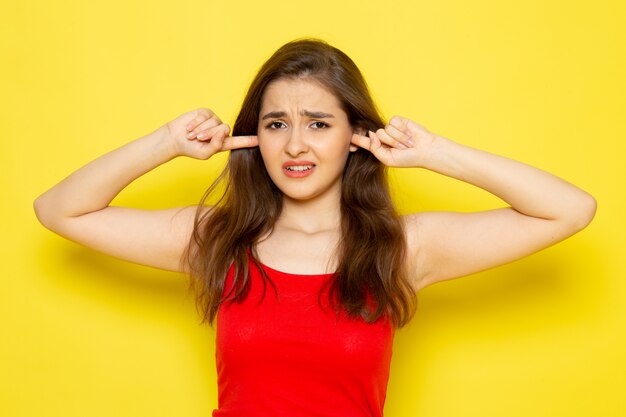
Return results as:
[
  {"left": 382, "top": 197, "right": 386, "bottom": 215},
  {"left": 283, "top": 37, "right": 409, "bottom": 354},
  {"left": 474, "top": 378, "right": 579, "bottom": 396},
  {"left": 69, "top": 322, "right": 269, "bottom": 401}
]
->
[
  {"left": 257, "top": 136, "right": 281, "bottom": 171},
  {"left": 327, "top": 132, "right": 353, "bottom": 155},
  {"left": 256, "top": 134, "right": 272, "bottom": 155}
]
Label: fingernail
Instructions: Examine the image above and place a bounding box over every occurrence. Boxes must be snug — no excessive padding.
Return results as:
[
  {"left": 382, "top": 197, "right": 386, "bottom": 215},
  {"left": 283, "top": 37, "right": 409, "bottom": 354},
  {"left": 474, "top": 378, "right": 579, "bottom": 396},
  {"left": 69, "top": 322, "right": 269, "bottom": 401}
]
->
[
  {"left": 197, "top": 132, "right": 205, "bottom": 139},
  {"left": 187, "top": 131, "right": 196, "bottom": 138},
  {"left": 407, "top": 139, "right": 414, "bottom": 146},
  {"left": 186, "top": 124, "right": 193, "bottom": 131}
]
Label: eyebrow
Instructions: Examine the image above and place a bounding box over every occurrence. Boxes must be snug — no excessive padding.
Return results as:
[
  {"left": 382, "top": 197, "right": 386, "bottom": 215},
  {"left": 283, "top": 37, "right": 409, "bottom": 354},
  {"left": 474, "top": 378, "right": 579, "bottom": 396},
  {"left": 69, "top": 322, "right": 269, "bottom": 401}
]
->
[{"left": 261, "top": 110, "right": 335, "bottom": 120}]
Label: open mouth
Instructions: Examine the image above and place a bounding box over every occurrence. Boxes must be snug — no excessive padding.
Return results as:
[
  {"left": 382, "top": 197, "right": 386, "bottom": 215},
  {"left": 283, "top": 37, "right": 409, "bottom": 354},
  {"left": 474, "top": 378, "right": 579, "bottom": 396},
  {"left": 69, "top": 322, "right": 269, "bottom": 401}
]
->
[
  {"left": 282, "top": 161, "right": 316, "bottom": 178},
  {"left": 285, "top": 165, "right": 314, "bottom": 172}
]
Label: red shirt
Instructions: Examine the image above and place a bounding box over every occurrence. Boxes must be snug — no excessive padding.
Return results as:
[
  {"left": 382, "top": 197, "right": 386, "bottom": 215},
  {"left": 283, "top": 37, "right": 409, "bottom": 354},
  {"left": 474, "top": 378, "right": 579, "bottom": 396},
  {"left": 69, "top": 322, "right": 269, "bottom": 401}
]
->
[{"left": 212, "top": 257, "right": 395, "bottom": 417}]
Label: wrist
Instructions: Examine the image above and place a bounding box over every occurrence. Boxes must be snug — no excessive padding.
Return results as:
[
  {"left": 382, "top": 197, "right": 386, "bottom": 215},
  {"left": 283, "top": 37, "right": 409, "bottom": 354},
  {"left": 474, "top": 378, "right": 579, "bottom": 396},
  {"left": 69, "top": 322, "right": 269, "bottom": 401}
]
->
[
  {"left": 414, "top": 134, "right": 452, "bottom": 170},
  {"left": 152, "top": 124, "right": 181, "bottom": 161}
]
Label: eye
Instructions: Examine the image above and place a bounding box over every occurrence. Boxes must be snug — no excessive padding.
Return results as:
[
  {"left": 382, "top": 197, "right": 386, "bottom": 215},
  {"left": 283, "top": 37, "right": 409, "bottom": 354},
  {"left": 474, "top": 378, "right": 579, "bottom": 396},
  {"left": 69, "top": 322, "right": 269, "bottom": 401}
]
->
[
  {"left": 311, "top": 121, "right": 329, "bottom": 129},
  {"left": 266, "top": 121, "right": 286, "bottom": 129}
]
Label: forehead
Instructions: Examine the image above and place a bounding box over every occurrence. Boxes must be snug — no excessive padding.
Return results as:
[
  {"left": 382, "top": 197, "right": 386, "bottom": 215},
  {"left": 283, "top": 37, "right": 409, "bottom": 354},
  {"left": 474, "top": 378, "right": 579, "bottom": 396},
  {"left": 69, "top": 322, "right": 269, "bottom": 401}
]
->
[{"left": 260, "top": 78, "right": 345, "bottom": 114}]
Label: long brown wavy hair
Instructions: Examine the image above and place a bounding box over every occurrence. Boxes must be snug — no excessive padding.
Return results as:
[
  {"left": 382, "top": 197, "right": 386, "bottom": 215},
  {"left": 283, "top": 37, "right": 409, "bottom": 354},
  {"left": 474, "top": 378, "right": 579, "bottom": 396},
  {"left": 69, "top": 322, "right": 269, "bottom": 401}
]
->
[{"left": 181, "top": 38, "right": 417, "bottom": 328}]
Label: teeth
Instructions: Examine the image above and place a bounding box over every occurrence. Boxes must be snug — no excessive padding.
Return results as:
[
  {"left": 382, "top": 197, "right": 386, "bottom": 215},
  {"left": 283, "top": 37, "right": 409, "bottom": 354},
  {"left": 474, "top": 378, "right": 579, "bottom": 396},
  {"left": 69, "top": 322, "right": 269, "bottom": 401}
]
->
[{"left": 286, "top": 165, "right": 313, "bottom": 172}]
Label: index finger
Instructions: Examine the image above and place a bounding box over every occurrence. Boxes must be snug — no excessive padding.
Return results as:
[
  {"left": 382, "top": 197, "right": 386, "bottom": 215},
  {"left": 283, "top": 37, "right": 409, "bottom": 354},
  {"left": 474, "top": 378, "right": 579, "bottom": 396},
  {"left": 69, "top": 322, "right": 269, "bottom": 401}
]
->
[
  {"left": 221, "top": 135, "right": 259, "bottom": 150},
  {"left": 351, "top": 133, "right": 372, "bottom": 151}
]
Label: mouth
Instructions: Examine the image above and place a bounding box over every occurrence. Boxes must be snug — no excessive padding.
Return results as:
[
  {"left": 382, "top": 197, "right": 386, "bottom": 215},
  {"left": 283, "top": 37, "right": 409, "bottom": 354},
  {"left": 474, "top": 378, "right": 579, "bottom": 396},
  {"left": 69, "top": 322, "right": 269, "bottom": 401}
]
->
[
  {"left": 284, "top": 165, "right": 314, "bottom": 172},
  {"left": 282, "top": 161, "right": 316, "bottom": 177}
]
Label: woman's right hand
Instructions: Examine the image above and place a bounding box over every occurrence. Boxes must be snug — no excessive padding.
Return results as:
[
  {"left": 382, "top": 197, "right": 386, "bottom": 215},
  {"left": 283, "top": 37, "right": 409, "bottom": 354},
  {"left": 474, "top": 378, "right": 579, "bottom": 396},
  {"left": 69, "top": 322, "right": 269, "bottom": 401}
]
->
[{"left": 165, "top": 108, "right": 258, "bottom": 159}]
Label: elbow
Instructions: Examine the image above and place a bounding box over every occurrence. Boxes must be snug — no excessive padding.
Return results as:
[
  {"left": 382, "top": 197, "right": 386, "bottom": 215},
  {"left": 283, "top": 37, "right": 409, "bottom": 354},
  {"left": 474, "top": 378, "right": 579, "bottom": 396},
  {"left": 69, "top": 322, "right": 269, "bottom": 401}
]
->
[
  {"left": 569, "top": 192, "right": 597, "bottom": 233},
  {"left": 33, "top": 195, "right": 55, "bottom": 230},
  {"left": 33, "top": 196, "right": 47, "bottom": 227}
]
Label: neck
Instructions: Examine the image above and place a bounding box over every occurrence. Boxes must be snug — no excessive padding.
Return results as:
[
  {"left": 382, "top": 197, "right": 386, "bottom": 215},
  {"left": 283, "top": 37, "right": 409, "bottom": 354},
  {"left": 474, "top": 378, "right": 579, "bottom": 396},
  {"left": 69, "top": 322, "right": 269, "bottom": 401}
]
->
[{"left": 278, "top": 189, "right": 342, "bottom": 234}]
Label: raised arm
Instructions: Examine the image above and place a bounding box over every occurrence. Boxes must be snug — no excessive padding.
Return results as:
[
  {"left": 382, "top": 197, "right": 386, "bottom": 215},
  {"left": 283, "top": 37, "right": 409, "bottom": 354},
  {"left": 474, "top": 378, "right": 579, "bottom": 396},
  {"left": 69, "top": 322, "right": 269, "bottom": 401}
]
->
[
  {"left": 34, "top": 108, "right": 258, "bottom": 273},
  {"left": 351, "top": 116, "right": 597, "bottom": 291}
]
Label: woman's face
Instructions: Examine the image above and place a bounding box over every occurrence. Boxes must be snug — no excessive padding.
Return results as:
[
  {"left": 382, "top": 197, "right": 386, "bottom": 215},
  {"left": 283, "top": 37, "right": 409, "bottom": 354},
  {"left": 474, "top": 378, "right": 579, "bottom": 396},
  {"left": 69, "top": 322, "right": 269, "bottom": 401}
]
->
[{"left": 257, "top": 78, "right": 358, "bottom": 202}]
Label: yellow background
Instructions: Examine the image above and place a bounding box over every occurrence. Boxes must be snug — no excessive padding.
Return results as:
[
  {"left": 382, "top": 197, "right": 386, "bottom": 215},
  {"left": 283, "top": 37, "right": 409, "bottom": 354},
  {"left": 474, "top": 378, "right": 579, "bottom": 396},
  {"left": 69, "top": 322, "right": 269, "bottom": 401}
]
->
[{"left": 2, "top": 0, "right": 624, "bottom": 416}]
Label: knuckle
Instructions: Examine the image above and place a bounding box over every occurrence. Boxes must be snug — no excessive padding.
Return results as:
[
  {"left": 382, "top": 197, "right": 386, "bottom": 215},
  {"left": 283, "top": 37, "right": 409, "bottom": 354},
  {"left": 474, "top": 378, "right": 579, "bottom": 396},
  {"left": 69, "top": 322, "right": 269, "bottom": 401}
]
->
[
  {"left": 194, "top": 108, "right": 209, "bottom": 120},
  {"left": 193, "top": 123, "right": 214, "bottom": 136},
  {"left": 389, "top": 115, "right": 402, "bottom": 125},
  {"left": 201, "top": 119, "right": 219, "bottom": 130},
  {"left": 388, "top": 125, "right": 404, "bottom": 137}
]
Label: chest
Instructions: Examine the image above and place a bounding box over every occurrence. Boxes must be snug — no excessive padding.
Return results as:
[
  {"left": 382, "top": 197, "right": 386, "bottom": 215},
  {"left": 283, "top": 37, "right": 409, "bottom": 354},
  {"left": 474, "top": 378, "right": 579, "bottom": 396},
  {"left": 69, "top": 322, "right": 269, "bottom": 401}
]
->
[{"left": 216, "top": 265, "right": 394, "bottom": 379}]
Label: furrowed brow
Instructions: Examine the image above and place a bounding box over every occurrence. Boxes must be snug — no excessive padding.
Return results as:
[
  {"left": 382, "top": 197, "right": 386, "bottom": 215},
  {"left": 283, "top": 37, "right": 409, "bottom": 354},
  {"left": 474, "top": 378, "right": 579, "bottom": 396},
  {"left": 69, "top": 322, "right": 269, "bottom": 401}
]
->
[
  {"left": 261, "top": 111, "right": 287, "bottom": 120},
  {"left": 261, "top": 110, "right": 335, "bottom": 120},
  {"left": 302, "top": 110, "right": 335, "bottom": 119}
]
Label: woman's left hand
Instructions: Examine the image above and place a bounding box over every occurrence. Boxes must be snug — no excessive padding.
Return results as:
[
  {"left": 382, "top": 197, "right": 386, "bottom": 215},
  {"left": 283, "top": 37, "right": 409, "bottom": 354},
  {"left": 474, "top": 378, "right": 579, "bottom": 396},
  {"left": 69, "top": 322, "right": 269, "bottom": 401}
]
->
[{"left": 351, "top": 115, "right": 438, "bottom": 167}]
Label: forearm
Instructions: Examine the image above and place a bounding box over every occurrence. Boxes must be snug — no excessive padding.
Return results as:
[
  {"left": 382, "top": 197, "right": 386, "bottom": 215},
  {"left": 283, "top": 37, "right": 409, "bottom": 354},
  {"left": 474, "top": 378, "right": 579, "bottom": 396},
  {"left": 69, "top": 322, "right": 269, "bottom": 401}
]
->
[
  {"left": 421, "top": 135, "right": 597, "bottom": 227},
  {"left": 34, "top": 125, "right": 177, "bottom": 224}
]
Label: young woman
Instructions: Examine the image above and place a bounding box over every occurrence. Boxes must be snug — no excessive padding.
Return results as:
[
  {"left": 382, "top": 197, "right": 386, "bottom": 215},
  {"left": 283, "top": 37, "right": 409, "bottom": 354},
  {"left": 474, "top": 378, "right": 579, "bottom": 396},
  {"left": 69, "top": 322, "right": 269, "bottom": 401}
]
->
[{"left": 34, "top": 38, "right": 596, "bottom": 417}]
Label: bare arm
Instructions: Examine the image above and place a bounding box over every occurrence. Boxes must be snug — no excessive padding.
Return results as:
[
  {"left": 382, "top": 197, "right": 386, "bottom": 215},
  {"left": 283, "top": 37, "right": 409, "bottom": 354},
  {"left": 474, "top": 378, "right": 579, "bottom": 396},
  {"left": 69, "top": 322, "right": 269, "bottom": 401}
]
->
[
  {"left": 351, "top": 117, "right": 597, "bottom": 291},
  {"left": 34, "top": 108, "right": 258, "bottom": 273}
]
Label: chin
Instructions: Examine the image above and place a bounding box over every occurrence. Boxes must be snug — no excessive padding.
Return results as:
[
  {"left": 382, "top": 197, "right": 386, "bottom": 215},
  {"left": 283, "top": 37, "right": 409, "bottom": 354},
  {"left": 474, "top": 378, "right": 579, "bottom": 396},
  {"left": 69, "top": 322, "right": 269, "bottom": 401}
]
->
[
  {"left": 279, "top": 188, "right": 320, "bottom": 202},
  {"left": 281, "top": 183, "right": 343, "bottom": 203},
  {"left": 269, "top": 174, "right": 342, "bottom": 203}
]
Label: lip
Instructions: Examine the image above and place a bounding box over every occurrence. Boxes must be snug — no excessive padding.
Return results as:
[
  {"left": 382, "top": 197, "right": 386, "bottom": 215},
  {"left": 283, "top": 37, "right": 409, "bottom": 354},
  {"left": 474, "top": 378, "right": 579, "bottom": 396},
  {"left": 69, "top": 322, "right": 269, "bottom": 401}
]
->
[{"left": 282, "top": 160, "right": 316, "bottom": 178}]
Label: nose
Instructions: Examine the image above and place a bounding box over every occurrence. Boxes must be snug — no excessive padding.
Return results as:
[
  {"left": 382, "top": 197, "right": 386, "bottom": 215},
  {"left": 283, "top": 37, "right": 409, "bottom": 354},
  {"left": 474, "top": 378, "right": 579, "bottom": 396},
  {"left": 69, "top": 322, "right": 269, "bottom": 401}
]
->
[{"left": 284, "top": 126, "right": 309, "bottom": 157}]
